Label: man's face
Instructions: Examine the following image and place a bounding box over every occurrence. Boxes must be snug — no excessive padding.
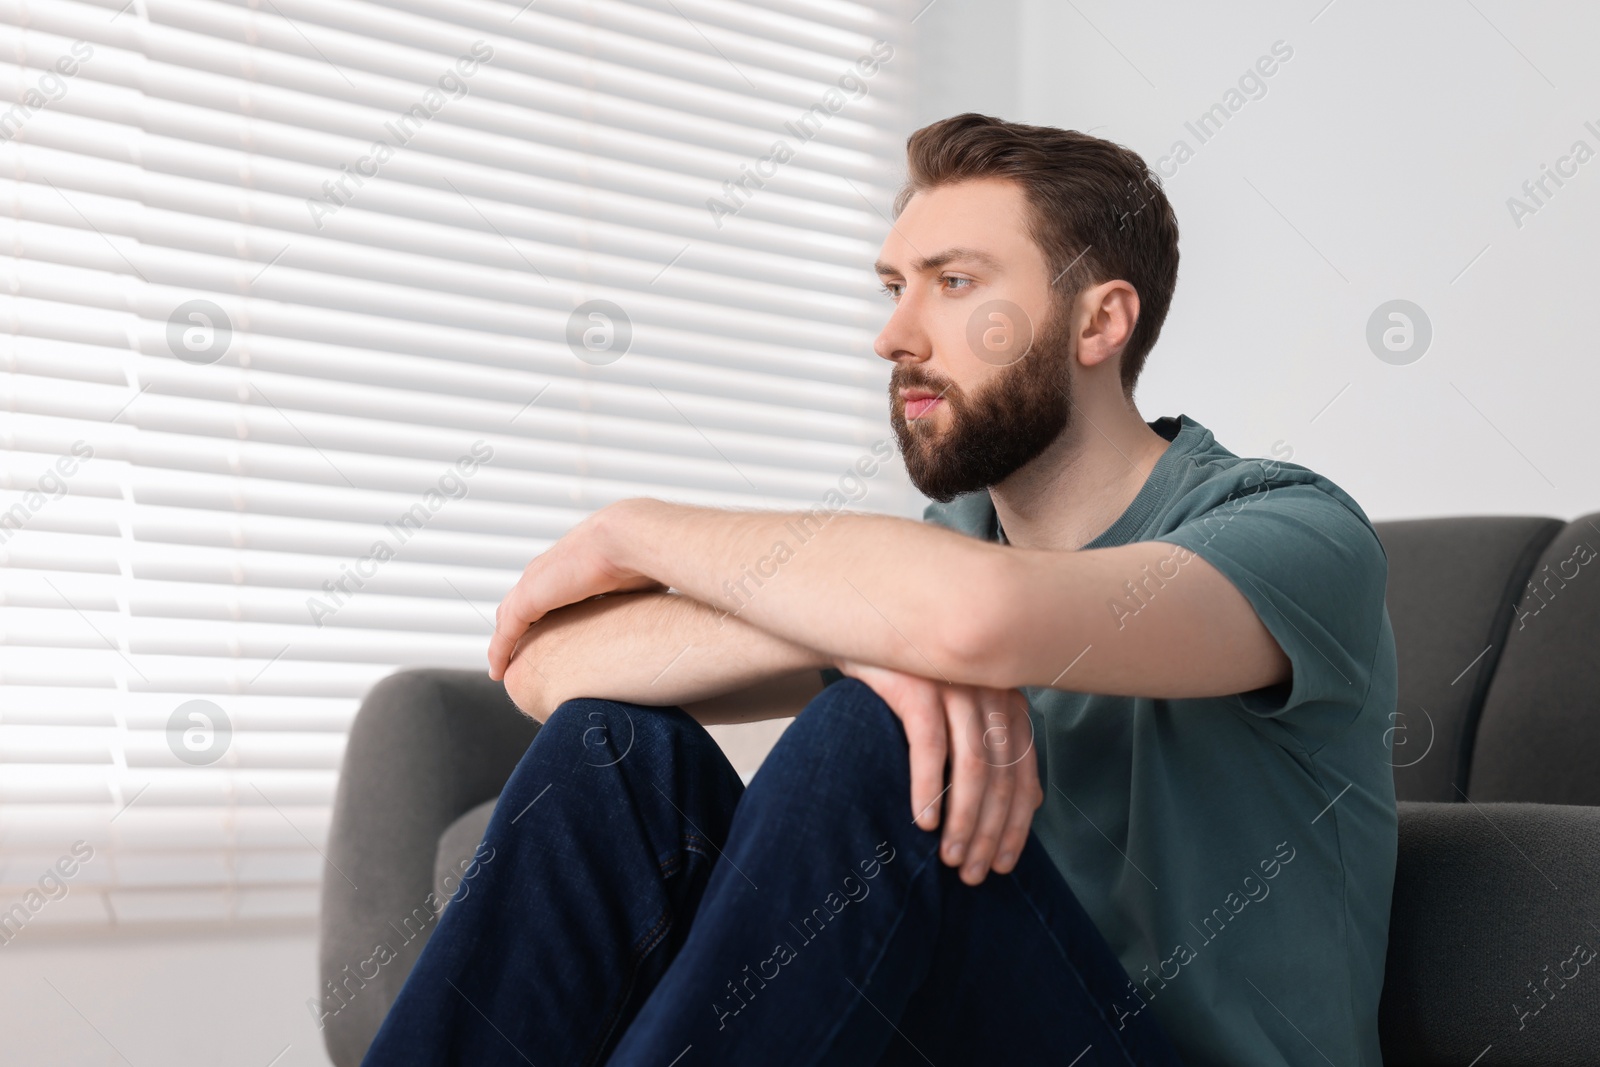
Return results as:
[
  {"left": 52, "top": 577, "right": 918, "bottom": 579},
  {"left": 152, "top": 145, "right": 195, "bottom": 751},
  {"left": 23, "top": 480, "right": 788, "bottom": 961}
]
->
[{"left": 873, "top": 178, "right": 1075, "bottom": 503}]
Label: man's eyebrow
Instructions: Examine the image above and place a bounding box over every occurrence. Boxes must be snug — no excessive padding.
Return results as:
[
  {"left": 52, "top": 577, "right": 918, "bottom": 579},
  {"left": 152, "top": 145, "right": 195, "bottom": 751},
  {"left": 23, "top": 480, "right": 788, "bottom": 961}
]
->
[{"left": 874, "top": 247, "right": 1004, "bottom": 277}]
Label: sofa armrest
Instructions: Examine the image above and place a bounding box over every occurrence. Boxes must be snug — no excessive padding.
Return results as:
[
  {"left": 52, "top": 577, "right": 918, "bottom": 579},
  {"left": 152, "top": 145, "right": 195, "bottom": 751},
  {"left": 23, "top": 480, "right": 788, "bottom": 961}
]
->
[{"left": 316, "top": 668, "right": 540, "bottom": 1067}]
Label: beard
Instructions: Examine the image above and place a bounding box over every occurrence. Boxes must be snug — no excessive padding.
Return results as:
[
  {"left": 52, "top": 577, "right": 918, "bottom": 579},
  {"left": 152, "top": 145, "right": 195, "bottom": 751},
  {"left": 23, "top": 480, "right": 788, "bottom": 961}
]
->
[{"left": 888, "top": 304, "right": 1075, "bottom": 503}]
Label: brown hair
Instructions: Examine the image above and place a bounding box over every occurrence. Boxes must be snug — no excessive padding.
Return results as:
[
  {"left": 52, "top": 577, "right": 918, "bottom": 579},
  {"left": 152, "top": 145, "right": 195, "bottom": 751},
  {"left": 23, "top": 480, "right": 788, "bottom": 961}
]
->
[{"left": 892, "top": 113, "right": 1180, "bottom": 398}]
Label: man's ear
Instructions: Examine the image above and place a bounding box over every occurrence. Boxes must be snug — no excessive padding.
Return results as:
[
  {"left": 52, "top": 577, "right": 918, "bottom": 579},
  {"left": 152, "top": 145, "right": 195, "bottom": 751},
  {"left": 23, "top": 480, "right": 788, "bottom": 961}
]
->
[{"left": 1074, "top": 280, "right": 1140, "bottom": 372}]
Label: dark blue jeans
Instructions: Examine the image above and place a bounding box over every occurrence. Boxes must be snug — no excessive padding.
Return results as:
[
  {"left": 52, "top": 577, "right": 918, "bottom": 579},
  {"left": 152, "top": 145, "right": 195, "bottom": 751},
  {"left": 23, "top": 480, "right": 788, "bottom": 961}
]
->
[{"left": 361, "top": 678, "right": 1188, "bottom": 1066}]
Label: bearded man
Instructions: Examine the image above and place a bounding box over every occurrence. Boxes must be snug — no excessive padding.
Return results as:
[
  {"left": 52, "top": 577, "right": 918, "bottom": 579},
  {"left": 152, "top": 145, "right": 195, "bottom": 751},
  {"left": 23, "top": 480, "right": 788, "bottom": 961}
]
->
[{"left": 362, "top": 113, "right": 1397, "bottom": 1067}]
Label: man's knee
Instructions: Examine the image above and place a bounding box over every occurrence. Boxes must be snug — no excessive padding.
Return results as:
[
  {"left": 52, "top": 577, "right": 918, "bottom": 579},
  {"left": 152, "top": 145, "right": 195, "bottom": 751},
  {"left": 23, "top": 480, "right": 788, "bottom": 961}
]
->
[
  {"left": 544, "top": 698, "right": 684, "bottom": 768},
  {"left": 771, "top": 677, "right": 910, "bottom": 782},
  {"left": 803, "top": 676, "right": 902, "bottom": 726},
  {"left": 542, "top": 698, "right": 739, "bottom": 798}
]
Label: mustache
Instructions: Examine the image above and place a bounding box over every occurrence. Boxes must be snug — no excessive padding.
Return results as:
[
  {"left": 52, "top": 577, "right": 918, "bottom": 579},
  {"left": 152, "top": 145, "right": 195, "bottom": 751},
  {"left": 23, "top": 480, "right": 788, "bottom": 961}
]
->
[{"left": 889, "top": 366, "right": 961, "bottom": 405}]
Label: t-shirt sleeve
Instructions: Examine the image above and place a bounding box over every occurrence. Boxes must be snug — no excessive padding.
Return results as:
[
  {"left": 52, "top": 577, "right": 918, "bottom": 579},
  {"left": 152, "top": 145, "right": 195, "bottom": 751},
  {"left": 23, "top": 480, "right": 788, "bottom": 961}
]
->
[
  {"left": 819, "top": 666, "right": 845, "bottom": 688},
  {"left": 1151, "top": 481, "right": 1389, "bottom": 721}
]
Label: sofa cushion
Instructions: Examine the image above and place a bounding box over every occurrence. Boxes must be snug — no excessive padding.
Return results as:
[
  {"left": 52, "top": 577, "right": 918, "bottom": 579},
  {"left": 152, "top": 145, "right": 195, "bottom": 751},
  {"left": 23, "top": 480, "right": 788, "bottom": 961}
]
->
[
  {"left": 1372, "top": 517, "right": 1561, "bottom": 802},
  {"left": 1468, "top": 512, "right": 1600, "bottom": 804},
  {"left": 434, "top": 799, "right": 498, "bottom": 908},
  {"left": 1380, "top": 801, "right": 1600, "bottom": 1065}
]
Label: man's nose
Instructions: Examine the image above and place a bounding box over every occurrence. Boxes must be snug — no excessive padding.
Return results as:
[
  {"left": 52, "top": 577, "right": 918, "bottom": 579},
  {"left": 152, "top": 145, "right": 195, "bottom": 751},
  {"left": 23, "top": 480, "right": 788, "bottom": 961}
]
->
[{"left": 873, "top": 309, "right": 929, "bottom": 365}]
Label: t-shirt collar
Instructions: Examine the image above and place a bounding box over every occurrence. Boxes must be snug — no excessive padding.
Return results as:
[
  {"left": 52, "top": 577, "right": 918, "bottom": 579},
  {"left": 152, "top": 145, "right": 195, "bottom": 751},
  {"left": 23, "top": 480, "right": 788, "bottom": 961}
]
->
[{"left": 994, "top": 414, "right": 1196, "bottom": 549}]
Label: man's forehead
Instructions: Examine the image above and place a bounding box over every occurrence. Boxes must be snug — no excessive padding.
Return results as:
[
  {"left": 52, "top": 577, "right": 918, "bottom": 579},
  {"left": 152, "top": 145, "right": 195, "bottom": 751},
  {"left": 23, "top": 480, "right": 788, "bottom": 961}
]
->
[
  {"left": 875, "top": 181, "right": 1032, "bottom": 275},
  {"left": 874, "top": 245, "right": 1006, "bottom": 277}
]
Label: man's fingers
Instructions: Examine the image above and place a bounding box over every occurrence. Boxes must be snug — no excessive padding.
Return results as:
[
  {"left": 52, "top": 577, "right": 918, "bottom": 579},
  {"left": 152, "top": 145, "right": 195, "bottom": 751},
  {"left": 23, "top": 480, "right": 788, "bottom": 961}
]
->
[
  {"left": 939, "top": 689, "right": 987, "bottom": 871},
  {"left": 962, "top": 765, "right": 1013, "bottom": 884},
  {"left": 488, "top": 562, "right": 549, "bottom": 678},
  {"left": 842, "top": 669, "right": 1038, "bottom": 884},
  {"left": 487, "top": 580, "right": 526, "bottom": 677},
  {"left": 959, "top": 692, "right": 1017, "bottom": 883},
  {"left": 993, "top": 698, "right": 1042, "bottom": 875},
  {"left": 842, "top": 665, "right": 949, "bottom": 832},
  {"left": 487, "top": 610, "right": 523, "bottom": 679},
  {"left": 897, "top": 690, "right": 950, "bottom": 831},
  {"left": 992, "top": 768, "right": 1039, "bottom": 876}
]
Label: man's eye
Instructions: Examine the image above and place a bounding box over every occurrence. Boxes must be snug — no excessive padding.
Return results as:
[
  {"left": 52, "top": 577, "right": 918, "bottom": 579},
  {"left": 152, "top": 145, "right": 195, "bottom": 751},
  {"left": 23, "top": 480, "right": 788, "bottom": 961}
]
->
[
  {"left": 879, "top": 282, "right": 900, "bottom": 299},
  {"left": 945, "top": 276, "right": 971, "bottom": 291}
]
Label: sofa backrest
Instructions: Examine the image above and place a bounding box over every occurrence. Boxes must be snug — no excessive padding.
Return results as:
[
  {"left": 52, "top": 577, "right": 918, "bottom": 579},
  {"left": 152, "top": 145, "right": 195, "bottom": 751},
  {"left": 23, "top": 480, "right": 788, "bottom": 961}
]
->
[
  {"left": 1374, "top": 516, "right": 1563, "bottom": 803},
  {"left": 1467, "top": 512, "right": 1600, "bottom": 805}
]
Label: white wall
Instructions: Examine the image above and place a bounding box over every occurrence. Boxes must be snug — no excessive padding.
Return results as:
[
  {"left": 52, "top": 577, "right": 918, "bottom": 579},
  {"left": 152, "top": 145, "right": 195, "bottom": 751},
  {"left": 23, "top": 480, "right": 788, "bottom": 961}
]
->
[
  {"left": 913, "top": 0, "right": 1600, "bottom": 523},
  {"left": 0, "top": 925, "right": 331, "bottom": 1066}
]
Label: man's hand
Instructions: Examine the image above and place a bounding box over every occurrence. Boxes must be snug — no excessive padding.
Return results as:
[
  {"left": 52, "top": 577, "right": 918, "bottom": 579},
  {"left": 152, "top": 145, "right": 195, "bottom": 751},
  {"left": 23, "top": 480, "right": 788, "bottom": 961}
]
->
[
  {"left": 836, "top": 660, "right": 1042, "bottom": 886},
  {"left": 487, "top": 502, "right": 663, "bottom": 680}
]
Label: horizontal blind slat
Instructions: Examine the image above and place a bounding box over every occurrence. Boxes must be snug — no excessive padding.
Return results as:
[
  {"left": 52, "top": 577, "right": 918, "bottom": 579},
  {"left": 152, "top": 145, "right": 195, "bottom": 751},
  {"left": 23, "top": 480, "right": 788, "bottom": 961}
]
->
[{"left": 0, "top": 0, "right": 912, "bottom": 921}]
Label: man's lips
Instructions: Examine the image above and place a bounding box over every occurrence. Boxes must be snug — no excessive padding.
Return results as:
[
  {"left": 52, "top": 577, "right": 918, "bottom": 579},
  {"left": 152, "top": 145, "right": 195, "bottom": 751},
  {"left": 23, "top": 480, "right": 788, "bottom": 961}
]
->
[{"left": 900, "top": 390, "right": 943, "bottom": 420}]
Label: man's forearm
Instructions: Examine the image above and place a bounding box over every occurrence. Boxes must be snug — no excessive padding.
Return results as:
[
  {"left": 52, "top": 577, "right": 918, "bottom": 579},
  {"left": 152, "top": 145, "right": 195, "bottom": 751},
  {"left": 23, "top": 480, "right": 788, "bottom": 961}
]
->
[
  {"left": 568, "top": 500, "right": 1293, "bottom": 699},
  {"left": 505, "top": 590, "right": 829, "bottom": 722},
  {"left": 602, "top": 500, "right": 1005, "bottom": 683}
]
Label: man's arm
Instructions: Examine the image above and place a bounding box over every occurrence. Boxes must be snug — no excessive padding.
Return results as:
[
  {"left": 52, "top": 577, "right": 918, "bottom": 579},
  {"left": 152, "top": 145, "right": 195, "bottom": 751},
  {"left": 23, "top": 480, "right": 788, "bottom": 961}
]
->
[
  {"left": 504, "top": 590, "right": 826, "bottom": 724},
  {"left": 488, "top": 500, "right": 1290, "bottom": 699},
  {"left": 496, "top": 535, "right": 1055, "bottom": 887}
]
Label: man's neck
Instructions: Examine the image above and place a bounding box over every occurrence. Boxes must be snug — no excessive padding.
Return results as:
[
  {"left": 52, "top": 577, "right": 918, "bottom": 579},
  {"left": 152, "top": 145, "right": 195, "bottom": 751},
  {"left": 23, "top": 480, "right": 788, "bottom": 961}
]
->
[{"left": 989, "top": 406, "right": 1174, "bottom": 551}]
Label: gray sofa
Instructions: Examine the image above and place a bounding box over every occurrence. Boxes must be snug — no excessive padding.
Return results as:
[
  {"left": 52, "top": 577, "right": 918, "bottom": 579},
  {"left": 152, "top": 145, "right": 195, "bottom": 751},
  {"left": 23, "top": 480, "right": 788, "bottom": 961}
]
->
[{"left": 319, "top": 511, "right": 1600, "bottom": 1066}]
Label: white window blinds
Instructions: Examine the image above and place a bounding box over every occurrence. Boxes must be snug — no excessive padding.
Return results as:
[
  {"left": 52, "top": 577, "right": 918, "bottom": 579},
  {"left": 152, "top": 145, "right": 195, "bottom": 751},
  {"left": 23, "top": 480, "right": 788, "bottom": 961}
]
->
[{"left": 0, "top": 0, "right": 914, "bottom": 931}]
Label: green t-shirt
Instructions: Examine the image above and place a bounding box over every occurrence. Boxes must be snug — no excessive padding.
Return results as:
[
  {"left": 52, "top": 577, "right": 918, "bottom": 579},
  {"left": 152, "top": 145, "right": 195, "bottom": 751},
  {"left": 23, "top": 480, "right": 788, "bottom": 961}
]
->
[{"left": 827, "top": 413, "right": 1398, "bottom": 1067}]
